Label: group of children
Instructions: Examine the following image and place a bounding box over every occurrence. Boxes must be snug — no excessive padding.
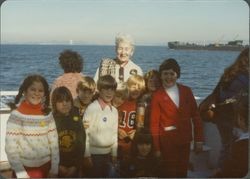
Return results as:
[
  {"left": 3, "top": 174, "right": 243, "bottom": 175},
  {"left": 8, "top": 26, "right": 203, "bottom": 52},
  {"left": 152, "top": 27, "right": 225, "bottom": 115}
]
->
[
  {"left": 5, "top": 65, "right": 162, "bottom": 178},
  {"left": 5, "top": 51, "right": 248, "bottom": 178}
]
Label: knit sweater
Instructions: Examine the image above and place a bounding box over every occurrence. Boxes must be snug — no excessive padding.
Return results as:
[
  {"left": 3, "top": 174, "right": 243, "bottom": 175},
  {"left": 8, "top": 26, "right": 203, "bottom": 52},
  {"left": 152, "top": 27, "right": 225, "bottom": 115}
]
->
[
  {"left": 83, "top": 100, "right": 118, "bottom": 157},
  {"left": 51, "top": 72, "right": 84, "bottom": 99},
  {"left": 94, "top": 59, "right": 143, "bottom": 83},
  {"left": 5, "top": 103, "right": 59, "bottom": 178},
  {"left": 54, "top": 106, "right": 85, "bottom": 169}
]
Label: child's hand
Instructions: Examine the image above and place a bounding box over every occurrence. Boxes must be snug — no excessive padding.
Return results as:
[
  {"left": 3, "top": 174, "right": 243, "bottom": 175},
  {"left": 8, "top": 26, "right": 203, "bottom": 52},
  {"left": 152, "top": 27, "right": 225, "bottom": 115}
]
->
[
  {"left": 48, "top": 172, "right": 58, "bottom": 178},
  {"left": 194, "top": 142, "right": 203, "bottom": 154},
  {"left": 112, "top": 156, "right": 117, "bottom": 165},
  {"left": 118, "top": 128, "right": 128, "bottom": 139},
  {"left": 59, "top": 165, "right": 68, "bottom": 177},
  {"left": 155, "top": 150, "right": 161, "bottom": 158},
  {"left": 66, "top": 166, "right": 77, "bottom": 177},
  {"left": 83, "top": 157, "right": 93, "bottom": 169},
  {"left": 128, "top": 129, "right": 136, "bottom": 140},
  {"left": 83, "top": 120, "right": 89, "bottom": 129}
]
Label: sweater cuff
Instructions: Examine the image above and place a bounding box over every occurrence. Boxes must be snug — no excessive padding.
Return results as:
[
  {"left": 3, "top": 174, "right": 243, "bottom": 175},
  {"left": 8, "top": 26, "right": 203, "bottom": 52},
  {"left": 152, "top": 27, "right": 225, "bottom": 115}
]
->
[
  {"left": 49, "top": 163, "right": 59, "bottom": 175},
  {"left": 16, "top": 170, "right": 29, "bottom": 178},
  {"left": 84, "top": 146, "right": 91, "bottom": 157}
]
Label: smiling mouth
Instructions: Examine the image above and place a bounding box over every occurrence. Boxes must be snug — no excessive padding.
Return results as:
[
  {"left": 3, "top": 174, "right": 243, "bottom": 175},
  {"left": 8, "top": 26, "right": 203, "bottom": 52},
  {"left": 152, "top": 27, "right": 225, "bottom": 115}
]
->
[{"left": 31, "top": 97, "right": 41, "bottom": 100}]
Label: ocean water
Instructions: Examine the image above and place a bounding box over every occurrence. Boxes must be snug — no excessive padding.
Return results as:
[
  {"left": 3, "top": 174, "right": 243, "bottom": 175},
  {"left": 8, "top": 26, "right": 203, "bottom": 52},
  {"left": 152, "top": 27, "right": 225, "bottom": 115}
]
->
[{"left": 0, "top": 44, "right": 240, "bottom": 107}]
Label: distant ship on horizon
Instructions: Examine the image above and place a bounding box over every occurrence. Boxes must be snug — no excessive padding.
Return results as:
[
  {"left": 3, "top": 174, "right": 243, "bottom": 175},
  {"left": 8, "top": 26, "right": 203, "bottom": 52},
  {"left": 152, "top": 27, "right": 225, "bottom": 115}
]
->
[{"left": 168, "top": 40, "right": 247, "bottom": 51}]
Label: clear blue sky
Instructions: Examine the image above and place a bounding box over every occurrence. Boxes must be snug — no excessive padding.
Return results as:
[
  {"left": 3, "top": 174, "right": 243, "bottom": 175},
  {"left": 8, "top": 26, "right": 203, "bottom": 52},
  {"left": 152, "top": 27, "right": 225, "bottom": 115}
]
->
[{"left": 1, "top": 0, "right": 249, "bottom": 45}]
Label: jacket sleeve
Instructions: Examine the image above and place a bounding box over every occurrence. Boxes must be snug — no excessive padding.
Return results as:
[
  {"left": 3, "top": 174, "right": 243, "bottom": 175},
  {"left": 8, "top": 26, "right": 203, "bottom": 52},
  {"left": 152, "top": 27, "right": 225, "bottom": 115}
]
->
[
  {"left": 47, "top": 114, "right": 59, "bottom": 175},
  {"left": 189, "top": 88, "right": 204, "bottom": 142},
  {"left": 150, "top": 92, "right": 161, "bottom": 151},
  {"left": 93, "top": 67, "right": 100, "bottom": 83},
  {"left": 82, "top": 106, "right": 91, "bottom": 157},
  {"left": 5, "top": 113, "right": 29, "bottom": 178},
  {"left": 111, "top": 109, "right": 118, "bottom": 157}
]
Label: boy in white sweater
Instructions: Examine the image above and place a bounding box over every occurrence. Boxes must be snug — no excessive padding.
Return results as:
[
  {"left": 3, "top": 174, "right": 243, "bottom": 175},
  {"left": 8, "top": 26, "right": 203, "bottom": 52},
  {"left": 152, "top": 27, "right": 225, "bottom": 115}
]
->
[{"left": 83, "top": 75, "right": 118, "bottom": 177}]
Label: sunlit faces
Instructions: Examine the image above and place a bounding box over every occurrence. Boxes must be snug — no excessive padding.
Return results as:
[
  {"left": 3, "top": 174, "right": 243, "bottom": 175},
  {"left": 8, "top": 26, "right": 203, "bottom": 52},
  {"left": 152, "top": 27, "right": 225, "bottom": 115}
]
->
[
  {"left": 161, "top": 69, "right": 178, "bottom": 88},
  {"left": 147, "top": 76, "right": 161, "bottom": 92},
  {"left": 56, "top": 100, "right": 72, "bottom": 116},
  {"left": 24, "top": 81, "right": 45, "bottom": 105},
  {"left": 128, "top": 84, "right": 143, "bottom": 100},
  {"left": 116, "top": 41, "right": 134, "bottom": 63},
  {"left": 78, "top": 89, "right": 94, "bottom": 105},
  {"left": 99, "top": 88, "right": 115, "bottom": 104},
  {"left": 112, "top": 93, "right": 126, "bottom": 108},
  {"left": 137, "top": 143, "right": 152, "bottom": 157}
]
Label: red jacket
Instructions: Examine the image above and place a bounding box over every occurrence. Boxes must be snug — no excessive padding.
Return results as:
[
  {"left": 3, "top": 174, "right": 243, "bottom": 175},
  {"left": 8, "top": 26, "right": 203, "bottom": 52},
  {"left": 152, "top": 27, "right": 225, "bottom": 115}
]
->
[{"left": 150, "top": 84, "right": 204, "bottom": 151}]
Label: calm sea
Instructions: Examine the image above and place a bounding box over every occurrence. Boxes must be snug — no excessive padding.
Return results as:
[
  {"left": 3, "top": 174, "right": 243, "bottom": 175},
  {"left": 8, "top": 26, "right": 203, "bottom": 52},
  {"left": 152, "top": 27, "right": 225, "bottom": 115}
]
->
[{"left": 0, "top": 44, "right": 240, "bottom": 107}]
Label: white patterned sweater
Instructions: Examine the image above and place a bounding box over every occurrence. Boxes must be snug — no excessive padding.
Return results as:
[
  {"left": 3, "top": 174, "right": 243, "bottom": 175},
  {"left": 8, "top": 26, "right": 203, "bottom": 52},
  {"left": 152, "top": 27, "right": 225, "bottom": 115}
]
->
[
  {"left": 5, "top": 110, "right": 59, "bottom": 178},
  {"left": 83, "top": 100, "right": 118, "bottom": 157}
]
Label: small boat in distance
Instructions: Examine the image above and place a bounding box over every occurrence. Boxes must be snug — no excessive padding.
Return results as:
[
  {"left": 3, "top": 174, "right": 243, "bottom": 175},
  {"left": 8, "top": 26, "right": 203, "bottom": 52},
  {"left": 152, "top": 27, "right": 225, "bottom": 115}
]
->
[{"left": 168, "top": 40, "right": 247, "bottom": 51}]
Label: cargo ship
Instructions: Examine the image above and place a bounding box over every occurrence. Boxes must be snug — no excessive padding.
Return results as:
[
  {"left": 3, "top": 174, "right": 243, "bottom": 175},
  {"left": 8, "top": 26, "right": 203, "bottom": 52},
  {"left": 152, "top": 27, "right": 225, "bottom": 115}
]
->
[{"left": 168, "top": 40, "right": 247, "bottom": 51}]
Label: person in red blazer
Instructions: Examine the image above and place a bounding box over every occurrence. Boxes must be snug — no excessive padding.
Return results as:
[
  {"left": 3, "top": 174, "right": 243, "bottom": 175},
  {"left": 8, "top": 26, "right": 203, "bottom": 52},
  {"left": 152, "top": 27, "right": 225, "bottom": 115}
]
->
[{"left": 150, "top": 58, "right": 204, "bottom": 177}]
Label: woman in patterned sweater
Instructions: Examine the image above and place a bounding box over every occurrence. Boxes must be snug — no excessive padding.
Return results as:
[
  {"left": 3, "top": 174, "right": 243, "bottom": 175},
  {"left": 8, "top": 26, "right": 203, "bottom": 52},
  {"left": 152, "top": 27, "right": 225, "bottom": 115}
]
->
[{"left": 5, "top": 74, "right": 59, "bottom": 178}]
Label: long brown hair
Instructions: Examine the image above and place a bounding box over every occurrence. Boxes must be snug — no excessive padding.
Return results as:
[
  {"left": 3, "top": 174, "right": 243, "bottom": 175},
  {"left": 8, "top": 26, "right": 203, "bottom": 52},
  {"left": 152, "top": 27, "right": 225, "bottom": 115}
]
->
[
  {"left": 8, "top": 74, "right": 50, "bottom": 115},
  {"left": 51, "top": 86, "right": 73, "bottom": 115},
  {"left": 220, "top": 47, "right": 249, "bottom": 88}
]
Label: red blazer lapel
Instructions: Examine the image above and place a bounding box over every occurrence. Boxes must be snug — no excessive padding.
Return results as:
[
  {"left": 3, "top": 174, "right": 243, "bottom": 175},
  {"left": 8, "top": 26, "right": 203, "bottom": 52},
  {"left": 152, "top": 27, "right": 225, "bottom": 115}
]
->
[
  {"left": 177, "top": 83, "right": 185, "bottom": 113},
  {"left": 161, "top": 87, "right": 179, "bottom": 110}
]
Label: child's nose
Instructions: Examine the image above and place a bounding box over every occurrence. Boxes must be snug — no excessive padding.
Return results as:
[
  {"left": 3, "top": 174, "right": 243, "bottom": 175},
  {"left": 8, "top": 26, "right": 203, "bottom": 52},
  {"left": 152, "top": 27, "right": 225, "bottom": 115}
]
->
[
  {"left": 107, "top": 88, "right": 114, "bottom": 93},
  {"left": 62, "top": 101, "right": 68, "bottom": 105},
  {"left": 34, "top": 90, "right": 40, "bottom": 95}
]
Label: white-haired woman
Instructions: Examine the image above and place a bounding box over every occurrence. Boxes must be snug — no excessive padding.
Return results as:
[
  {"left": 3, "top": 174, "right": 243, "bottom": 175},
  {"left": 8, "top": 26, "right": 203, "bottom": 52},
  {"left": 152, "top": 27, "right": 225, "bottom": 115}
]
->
[{"left": 94, "top": 33, "right": 143, "bottom": 84}]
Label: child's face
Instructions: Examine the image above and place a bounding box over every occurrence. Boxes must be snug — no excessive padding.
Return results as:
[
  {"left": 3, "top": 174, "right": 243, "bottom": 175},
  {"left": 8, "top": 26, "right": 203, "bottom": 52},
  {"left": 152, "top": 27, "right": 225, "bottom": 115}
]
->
[
  {"left": 137, "top": 143, "right": 152, "bottom": 157},
  {"left": 24, "top": 81, "right": 45, "bottom": 105},
  {"left": 147, "top": 76, "right": 160, "bottom": 92},
  {"left": 161, "top": 69, "right": 178, "bottom": 88},
  {"left": 78, "top": 89, "right": 94, "bottom": 105},
  {"left": 56, "top": 100, "right": 72, "bottom": 115},
  {"left": 112, "top": 93, "right": 125, "bottom": 107},
  {"left": 99, "top": 88, "right": 115, "bottom": 104},
  {"left": 236, "top": 115, "right": 247, "bottom": 131},
  {"left": 128, "top": 84, "right": 142, "bottom": 100}
]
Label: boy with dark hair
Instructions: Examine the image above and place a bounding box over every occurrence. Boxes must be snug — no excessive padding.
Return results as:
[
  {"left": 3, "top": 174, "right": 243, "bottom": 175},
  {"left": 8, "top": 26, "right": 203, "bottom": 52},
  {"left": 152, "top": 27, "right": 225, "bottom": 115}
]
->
[
  {"left": 51, "top": 49, "right": 84, "bottom": 99},
  {"left": 150, "top": 58, "right": 204, "bottom": 177},
  {"left": 83, "top": 75, "right": 118, "bottom": 177}
]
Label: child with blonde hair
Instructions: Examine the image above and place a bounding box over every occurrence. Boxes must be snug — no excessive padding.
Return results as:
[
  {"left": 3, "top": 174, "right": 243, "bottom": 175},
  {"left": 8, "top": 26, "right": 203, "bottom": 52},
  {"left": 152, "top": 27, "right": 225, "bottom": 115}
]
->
[
  {"left": 112, "top": 82, "right": 128, "bottom": 108},
  {"left": 73, "top": 76, "right": 96, "bottom": 177},
  {"left": 74, "top": 76, "right": 96, "bottom": 118},
  {"left": 141, "top": 69, "right": 161, "bottom": 128},
  {"left": 118, "top": 74, "right": 145, "bottom": 163}
]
